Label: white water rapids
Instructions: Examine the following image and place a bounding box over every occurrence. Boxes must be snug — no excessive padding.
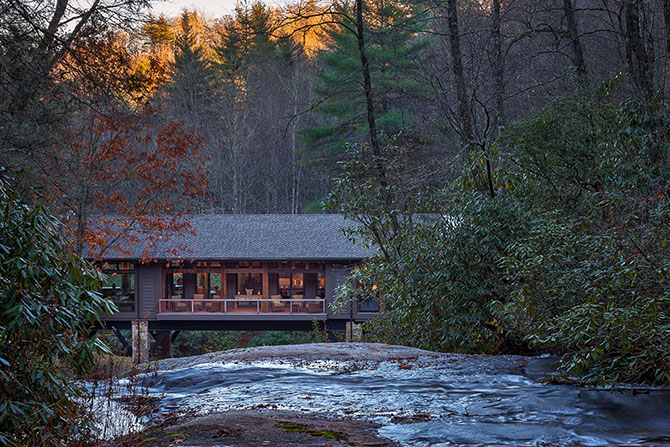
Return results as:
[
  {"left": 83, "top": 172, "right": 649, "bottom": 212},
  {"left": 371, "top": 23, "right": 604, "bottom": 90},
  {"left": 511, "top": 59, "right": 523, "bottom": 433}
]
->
[{"left": 101, "top": 344, "right": 670, "bottom": 446}]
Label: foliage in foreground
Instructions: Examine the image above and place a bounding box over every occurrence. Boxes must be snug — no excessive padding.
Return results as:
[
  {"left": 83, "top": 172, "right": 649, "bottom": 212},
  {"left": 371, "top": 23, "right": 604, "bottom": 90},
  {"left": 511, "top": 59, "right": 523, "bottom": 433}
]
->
[
  {"left": 332, "top": 87, "right": 670, "bottom": 385},
  {"left": 495, "top": 91, "right": 670, "bottom": 385},
  {"left": 0, "top": 171, "right": 114, "bottom": 446}
]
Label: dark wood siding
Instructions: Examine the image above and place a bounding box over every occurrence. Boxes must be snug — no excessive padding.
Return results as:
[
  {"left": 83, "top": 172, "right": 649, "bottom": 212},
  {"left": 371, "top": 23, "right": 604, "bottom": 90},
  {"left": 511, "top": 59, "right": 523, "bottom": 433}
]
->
[
  {"left": 137, "top": 264, "right": 161, "bottom": 320},
  {"left": 226, "top": 273, "right": 237, "bottom": 298},
  {"left": 327, "top": 263, "right": 352, "bottom": 318},
  {"left": 268, "top": 273, "right": 279, "bottom": 295},
  {"left": 304, "top": 272, "right": 317, "bottom": 299}
]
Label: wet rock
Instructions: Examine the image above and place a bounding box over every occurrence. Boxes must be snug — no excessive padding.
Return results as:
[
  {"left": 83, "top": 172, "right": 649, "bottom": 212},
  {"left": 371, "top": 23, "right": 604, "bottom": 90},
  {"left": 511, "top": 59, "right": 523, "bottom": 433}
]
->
[{"left": 132, "top": 410, "right": 396, "bottom": 447}]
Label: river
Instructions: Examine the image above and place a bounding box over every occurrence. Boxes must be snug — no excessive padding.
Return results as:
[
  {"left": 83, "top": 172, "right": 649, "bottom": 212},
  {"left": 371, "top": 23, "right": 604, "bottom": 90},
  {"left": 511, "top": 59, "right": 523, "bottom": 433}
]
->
[{"left": 108, "top": 344, "right": 670, "bottom": 446}]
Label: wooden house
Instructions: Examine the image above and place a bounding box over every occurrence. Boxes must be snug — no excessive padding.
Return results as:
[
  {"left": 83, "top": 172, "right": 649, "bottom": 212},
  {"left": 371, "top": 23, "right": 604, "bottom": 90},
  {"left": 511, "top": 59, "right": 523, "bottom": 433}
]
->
[{"left": 98, "top": 214, "right": 379, "bottom": 333}]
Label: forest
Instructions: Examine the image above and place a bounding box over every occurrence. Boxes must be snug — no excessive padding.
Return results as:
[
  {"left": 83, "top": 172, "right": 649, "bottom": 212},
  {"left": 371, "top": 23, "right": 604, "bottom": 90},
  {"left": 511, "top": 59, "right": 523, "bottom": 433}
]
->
[{"left": 1, "top": 0, "right": 670, "bottom": 445}]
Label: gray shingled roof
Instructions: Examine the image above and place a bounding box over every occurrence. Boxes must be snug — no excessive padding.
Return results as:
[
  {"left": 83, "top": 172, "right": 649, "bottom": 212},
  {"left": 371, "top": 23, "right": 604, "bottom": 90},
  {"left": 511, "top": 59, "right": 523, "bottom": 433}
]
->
[{"left": 102, "top": 214, "right": 374, "bottom": 261}]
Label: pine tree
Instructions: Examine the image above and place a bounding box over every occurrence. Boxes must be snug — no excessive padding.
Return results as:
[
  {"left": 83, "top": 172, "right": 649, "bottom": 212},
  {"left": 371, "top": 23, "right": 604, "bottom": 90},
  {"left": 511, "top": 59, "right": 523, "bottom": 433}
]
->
[
  {"left": 214, "top": 1, "right": 279, "bottom": 89},
  {"left": 305, "top": 0, "right": 430, "bottom": 161},
  {"left": 142, "top": 14, "right": 174, "bottom": 55},
  {"left": 166, "top": 10, "right": 214, "bottom": 124}
]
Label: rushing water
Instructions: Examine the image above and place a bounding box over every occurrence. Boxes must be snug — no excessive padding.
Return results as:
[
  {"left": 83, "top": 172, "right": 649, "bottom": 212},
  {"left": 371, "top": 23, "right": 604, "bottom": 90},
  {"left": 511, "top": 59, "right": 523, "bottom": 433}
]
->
[{"left": 126, "top": 354, "right": 670, "bottom": 446}]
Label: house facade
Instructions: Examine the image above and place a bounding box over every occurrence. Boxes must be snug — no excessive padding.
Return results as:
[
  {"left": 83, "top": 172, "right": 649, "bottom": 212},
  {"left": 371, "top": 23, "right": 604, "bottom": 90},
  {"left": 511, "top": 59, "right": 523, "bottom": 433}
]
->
[{"left": 98, "top": 214, "right": 378, "bottom": 332}]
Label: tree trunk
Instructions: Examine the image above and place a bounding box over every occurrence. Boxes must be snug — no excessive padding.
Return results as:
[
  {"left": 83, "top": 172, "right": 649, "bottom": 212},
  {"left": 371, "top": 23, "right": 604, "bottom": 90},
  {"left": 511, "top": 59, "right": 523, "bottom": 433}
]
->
[
  {"left": 663, "top": 0, "right": 670, "bottom": 60},
  {"left": 625, "top": 0, "right": 653, "bottom": 102},
  {"left": 355, "top": 0, "right": 387, "bottom": 182},
  {"left": 290, "top": 67, "right": 300, "bottom": 214},
  {"left": 562, "top": 0, "right": 588, "bottom": 82},
  {"left": 662, "top": 0, "right": 670, "bottom": 104},
  {"left": 356, "top": 0, "right": 381, "bottom": 158},
  {"left": 492, "top": 0, "right": 505, "bottom": 128},
  {"left": 446, "top": 0, "right": 474, "bottom": 148}
]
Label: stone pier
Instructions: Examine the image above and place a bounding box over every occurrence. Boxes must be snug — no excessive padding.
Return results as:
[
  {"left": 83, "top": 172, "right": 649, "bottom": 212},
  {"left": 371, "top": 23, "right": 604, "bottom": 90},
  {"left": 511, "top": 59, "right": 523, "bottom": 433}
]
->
[{"left": 131, "top": 319, "right": 149, "bottom": 365}]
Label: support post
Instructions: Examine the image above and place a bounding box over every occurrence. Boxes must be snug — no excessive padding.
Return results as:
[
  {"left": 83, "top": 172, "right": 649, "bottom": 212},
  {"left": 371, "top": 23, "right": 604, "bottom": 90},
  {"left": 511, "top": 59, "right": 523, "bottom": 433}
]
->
[
  {"left": 131, "top": 319, "right": 149, "bottom": 365},
  {"left": 352, "top": 322, "right": 361, "bottom": 342}
]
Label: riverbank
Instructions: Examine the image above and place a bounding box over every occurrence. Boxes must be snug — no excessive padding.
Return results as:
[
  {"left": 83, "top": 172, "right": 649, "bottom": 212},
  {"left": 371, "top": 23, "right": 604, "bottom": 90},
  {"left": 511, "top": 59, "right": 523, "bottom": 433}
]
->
[{"left": 111, "top": 409, "right": 396, "bottom": 447}]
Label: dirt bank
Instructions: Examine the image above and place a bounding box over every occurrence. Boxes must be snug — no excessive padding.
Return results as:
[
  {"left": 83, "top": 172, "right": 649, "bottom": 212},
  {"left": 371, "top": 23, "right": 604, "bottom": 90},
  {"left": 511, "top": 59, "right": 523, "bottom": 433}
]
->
[{"left": 115, "top": 410, "right": 396, "bottom": 447}]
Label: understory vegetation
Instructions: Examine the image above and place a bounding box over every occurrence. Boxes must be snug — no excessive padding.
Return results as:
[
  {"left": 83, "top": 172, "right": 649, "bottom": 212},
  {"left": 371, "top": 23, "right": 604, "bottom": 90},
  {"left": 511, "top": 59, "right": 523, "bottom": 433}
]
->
[
  {"left": 103, "top": 329, "right": 328, "bottom": 357},
  {"left": 0, "top": 171, "right": 113, "bottom": 446},
  {"left": 333, "top": 87, "right": 670, "bottom": 386}
]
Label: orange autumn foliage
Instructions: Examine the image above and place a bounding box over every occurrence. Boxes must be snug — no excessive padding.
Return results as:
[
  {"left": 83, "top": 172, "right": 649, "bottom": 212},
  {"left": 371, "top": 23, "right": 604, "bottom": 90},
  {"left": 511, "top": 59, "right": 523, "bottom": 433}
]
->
[{"left": 45, "top": 106, "right": 209, "bottom": 260}]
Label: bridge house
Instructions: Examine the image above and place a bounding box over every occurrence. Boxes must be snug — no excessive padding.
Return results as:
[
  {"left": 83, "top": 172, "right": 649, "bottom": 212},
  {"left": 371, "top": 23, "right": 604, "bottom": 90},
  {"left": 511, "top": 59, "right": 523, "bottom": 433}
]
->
[{"left": 99, "top": 215, "right": 379, "bottom": 353}]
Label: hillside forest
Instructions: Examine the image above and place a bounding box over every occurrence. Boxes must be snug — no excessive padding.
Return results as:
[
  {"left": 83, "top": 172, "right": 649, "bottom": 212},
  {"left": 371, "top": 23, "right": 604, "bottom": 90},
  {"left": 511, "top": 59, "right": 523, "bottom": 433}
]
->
[{"left": 2, "top": 0, "right": 670, "bottom": 444}]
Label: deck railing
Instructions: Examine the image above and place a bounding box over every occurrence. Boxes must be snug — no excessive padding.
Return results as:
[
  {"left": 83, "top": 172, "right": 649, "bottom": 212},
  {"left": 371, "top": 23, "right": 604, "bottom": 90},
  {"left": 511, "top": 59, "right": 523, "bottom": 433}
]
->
[{"left": 159, "top": 298, "right": 326, "bottom": 314}]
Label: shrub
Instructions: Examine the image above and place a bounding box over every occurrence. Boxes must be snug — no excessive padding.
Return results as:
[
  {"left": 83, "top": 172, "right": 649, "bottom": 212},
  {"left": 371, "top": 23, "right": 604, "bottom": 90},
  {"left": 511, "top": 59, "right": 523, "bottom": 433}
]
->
[
  {"left": 331, "top": 87, "right": 670, "bottom": 385},
  {"left": 0, "top": 170, "right": 113, "bottom": 446}
]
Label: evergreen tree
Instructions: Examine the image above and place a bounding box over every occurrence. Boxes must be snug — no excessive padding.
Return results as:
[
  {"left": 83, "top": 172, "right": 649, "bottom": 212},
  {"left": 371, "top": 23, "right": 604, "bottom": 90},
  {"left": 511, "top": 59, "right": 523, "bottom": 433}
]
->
[
  {"left": 142, "top": 14, "right": 174, "bottom": 54},
  {"left": 165, "top": 10, "right": 214, "bottom": 124},
  {"left": 214, "top": 1, "right": 279, "bottom": 89},
  {"left": 305, "top": 1, "right": 430, "bottom": 161}
]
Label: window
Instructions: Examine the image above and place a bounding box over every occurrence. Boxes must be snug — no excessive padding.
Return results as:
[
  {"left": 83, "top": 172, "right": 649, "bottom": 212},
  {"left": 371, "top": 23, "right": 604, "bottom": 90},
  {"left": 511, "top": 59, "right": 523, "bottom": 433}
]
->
[
  {"left": 210, "top": 273, "right": 222, "bottom": 297},
  {"left": 292, "top": 272, "right": 304, "bottom": 297},
  {"left": 233, "top": 261, "right": 262, "bottom": 269},
  {"left": 238, "top": 272, "right": 262, "bottom": 295},
  {"left": 196, "top": 272, "right": 208, "bottom": 297},
  {"left": 169, "top": 272, "right": 184, "bottom": 298},
  {"left": 357, "top": 282, "right": 380, "bottom": 312},
  {"left": 100, "top": 262, "right": 135, "bottom": 312},
  {"left": 276, "top": 272, "right": 306, "bottom": 298},
  {"left": 194, "top": 272, "right": 222, "bottom": 298},
  {"left": 358, "top": 297, "right": 380, "bottom": 312},
  {"left": 279, "top": 272, "right": 291, "bottom": 298}
]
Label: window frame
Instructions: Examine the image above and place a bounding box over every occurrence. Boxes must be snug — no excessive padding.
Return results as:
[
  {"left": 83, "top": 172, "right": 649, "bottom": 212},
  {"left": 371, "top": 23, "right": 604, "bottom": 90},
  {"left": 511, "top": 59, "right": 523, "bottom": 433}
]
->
[{"left": 99, "top": 261, "right": 137, "bottom": 313}]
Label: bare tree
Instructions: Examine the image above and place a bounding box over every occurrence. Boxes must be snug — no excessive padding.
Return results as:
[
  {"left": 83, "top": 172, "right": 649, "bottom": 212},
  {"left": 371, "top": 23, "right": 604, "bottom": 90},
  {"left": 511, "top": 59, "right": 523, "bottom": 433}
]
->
[
  {"left": 445, "top": 0, "right": 474, "bottom": 148},
  {"left": 624, "top": 0, "right": 654, "bottom": 101},
  {"left": 563, "top": 0, "right": 588, "bottom": 81}
]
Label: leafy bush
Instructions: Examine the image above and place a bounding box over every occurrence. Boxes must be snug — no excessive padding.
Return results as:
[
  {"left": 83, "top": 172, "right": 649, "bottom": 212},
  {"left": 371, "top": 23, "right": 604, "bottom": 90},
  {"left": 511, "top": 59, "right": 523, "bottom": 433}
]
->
[
  {"left": 495, "top": 91, "right": 670, "bottom": 385},
  {"left": 331, "top": 87, "right": 670, "bottom": 385},
  {"left": 339, "top": 195, "right": 530, "bottom": 353},
  {"left": 171, "top": 330, "right": 322, "bottom": 357},
  {"left": 0, "top": 170, "right": 113, "bottom": 446}
]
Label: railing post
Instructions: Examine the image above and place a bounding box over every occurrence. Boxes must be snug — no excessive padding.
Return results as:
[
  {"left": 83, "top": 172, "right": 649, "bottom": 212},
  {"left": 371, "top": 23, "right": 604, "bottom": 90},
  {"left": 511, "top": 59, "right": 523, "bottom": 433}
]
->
[
  {"left": 224, "top": 300, "right": 227, "bottom": 313},
  {"left": 257, "top": 300, "right": 260, "bottom": 314}
]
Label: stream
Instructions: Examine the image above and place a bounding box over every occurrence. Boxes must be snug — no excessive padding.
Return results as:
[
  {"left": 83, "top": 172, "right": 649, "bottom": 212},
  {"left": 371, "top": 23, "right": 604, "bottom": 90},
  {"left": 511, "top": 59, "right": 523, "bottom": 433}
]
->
[{"left": 116, "top": 351, "right": 670, "bottom": 446}]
